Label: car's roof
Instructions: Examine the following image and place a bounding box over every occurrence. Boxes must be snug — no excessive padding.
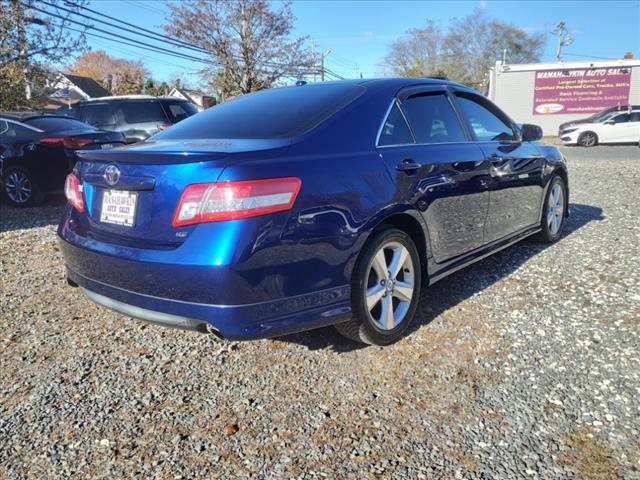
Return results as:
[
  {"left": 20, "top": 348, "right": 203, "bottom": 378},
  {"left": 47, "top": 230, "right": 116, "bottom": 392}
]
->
[
  {"left": 0, "top": 112, "right": 76, "bottom": 122},
  {"left": 292, "top": 77, "right": 469, "bottom": 90}
]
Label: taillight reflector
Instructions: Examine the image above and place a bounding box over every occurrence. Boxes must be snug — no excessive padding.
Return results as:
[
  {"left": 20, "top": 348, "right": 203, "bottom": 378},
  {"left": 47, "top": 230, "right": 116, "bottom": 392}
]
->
[
  {"left": 41, "top": 137, "right": 93, "bottom": 149},
  {"left": 172, "top": 177, "right": 302, "bottom": 227},
  {"left": 64, "top": 173, "right": 84, "bottom": 212}
]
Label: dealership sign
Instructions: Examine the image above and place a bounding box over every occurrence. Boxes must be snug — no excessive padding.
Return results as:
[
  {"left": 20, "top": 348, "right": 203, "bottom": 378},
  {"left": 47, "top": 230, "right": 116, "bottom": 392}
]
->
[{"left": 533, "top": 67, "right": 632, "bottom": 115}]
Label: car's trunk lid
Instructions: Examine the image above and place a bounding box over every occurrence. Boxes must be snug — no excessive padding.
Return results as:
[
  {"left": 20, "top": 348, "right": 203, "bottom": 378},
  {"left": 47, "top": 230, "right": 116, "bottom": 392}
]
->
[{"left": 74, "top": 139, "right": 290, "bottom": 248}]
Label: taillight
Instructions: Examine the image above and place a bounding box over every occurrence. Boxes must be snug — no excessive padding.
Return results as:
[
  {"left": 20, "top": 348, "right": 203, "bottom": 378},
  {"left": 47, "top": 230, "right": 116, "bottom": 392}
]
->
[
  {"left": 41, "top": 137, "right": 93, "bottom": 149},
  {"left": 172, "top": 177, "right": 302, "bottom": 227},
  {"left": 64, "top": 173, "right": 84, "bottom": 212}
]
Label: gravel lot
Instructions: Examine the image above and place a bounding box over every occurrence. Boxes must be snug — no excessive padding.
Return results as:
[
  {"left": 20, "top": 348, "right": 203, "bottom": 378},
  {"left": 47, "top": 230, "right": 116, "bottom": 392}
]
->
[{"left": 1, "top": 146, "right": 639, "bottom": 479}]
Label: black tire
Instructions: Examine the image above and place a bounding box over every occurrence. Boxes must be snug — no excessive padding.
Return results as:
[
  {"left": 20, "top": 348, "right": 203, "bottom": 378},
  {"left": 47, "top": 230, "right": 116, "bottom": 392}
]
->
[
  {"left": 577, "top": 131, "right": 598, "bottom": 147},
  {"left": 335, "top": 228, "right": 421, "bottom": 345},
  {"left": 533, "top": 175, "right": 567, "bottom": 243},
  {"left": 1, "top": 166, "right": 43, "bottom": 207}
]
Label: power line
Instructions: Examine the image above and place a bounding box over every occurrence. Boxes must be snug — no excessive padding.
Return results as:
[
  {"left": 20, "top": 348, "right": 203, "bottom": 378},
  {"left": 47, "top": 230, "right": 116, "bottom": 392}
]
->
[
  {"left": 123, "top": 0, "right": 165, "bottom": 17},
  {"left": 25, "top": 1, "right": 334, "bottom": 81},
  {"left": 43, "top": 0, "right": 210, "bottom": 56},
  {"left": 564, "top": 52, "right": 622, "bottom": 61},
  {"left": 60, "top": 0, "right": 209, "bottom": 53},
  {"left": 26, "top": 3, "right": 221, "bottom": 66},
  {"left": 55, "top": 0, "right": 316, "bottom": 71},
  {"left": 65, "top": 26, "right": 199, "bottom": 70}
]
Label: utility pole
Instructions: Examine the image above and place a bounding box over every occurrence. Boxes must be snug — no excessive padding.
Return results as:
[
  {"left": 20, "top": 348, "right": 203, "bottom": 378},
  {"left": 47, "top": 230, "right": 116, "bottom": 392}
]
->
[
  {"left": 553, "top": 21, "right": 572, "bottom": 63},
  {"left": 320, "top": 50, "right": 331, "bottom": 82}
]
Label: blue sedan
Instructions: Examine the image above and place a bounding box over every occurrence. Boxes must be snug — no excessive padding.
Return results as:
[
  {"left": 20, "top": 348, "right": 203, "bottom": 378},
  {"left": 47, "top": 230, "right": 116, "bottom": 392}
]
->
[{"left": 58, "top": 78, "right": 569, "bottom": 345}]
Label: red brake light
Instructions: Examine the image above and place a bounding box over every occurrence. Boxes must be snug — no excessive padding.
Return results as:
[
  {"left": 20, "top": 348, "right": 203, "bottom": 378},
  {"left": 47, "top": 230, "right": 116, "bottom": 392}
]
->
[
  {"left": 172, "top": 177, "right": 302, "bottom": 227},
  {"left": 64, "top": 173, "right": 84, "bottom": 212},
  {"left": 41, "top": 137, "right": 93, "bottom": 149}
]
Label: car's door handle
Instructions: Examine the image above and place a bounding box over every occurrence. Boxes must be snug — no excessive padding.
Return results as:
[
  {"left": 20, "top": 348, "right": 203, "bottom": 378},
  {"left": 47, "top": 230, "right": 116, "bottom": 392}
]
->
[{"left": 396, "top": 158, "right": 422, "bottom": 172}]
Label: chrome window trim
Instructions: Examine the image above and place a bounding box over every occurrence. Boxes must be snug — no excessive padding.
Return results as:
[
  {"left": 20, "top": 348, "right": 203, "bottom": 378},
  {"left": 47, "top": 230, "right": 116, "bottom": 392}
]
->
[
  {"left": 377, "top": 140, "right": 482, "bottom": 149},
  {"left": 375, "top": 98, "right": 401, "bottom": 148}
]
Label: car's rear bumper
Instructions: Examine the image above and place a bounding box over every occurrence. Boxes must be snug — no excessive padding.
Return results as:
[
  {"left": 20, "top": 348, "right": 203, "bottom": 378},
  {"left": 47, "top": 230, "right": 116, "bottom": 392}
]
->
[{"left": 65, "top": 266, "right": 351, "bottom": 341}]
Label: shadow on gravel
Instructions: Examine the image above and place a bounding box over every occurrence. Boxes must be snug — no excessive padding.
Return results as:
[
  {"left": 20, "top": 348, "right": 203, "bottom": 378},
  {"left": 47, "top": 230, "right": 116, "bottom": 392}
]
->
[
  {"left": 277, "top": 203, "right": 604, "bottom": 352},
  {"left": 0, "top": 194, "right": 66, "bottom": 233}
]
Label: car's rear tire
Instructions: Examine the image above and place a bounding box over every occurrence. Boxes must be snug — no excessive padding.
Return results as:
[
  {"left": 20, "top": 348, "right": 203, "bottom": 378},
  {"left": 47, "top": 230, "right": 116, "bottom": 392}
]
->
[
  {"left": 335, "top": 228, "right": 421, "bottom": 345},
  {"left": 578, "top": 131, "right": 598, "bottom": 147},
  {"left": 533, "top": 175, "right": 567, "bottom": 243},
  {"left": 2, "top": 166, "right": 43, "bottom": 207}
]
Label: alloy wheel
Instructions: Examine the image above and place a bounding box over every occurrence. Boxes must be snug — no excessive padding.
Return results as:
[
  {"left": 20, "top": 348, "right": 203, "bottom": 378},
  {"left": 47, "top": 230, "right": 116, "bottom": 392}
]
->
[
  {"left": 4, "top": 171, "right": 33, "bottom": 204},
  {"left": 364, "top": 241, "right": 415, "bottom": 330},
  {"left": 546, "top": 183, "right": 564, "bottom": 235},
  {"left": 580, "top": 132, "right": 596, "bottom": 147}
]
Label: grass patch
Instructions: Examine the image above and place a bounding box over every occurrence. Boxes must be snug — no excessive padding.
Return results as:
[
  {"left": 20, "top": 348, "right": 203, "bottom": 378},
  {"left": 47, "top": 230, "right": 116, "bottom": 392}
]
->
[{"left": 560, "top": 429, "right": 621, "bottom": 480}]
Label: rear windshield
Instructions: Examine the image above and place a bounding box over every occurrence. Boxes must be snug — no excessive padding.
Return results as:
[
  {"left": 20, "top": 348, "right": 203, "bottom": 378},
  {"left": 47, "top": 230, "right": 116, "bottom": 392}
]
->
[
  {"left": 154, "top": 83, "right": 365, "bottom": 140},
  {"left": 161, "top": 100, "right": 198, "bottom": 123},
  {"left": 24, "top": 117, "right": 95, "bottom": 132},
  {"left": 120, "top": 101, "right": 166, "bottom": 123}
]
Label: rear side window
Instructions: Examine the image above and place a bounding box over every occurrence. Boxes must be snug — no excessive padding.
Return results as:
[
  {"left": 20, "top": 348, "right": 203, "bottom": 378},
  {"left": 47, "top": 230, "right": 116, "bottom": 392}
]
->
[
  {"left": 401, "top": 93, "right": 466, "bottom": 144},
  {"left": 0, "top": 120, "right": 38, "bottom": 137},
  {"left": 454, "top": 93, "right": 516, "bottom": 141},
  {"left": 82, "top": 103, "right": 119, "bottom": 127},
  {"left": 120, "top": 101, "right": 166, "bottom": 124},
  {"left": 154, "top": 83, "right": 365, "bottom": 140},
  {"left": 378, "top": 103, "right": 414, "bottom": 146},
  {"left": 24, "top": 117, "right": 96, "bottom": 132},
  {"left": 161, "top": 101, "right": 197, "bottom": 123},
  {"left": 630, "top": 112, "right": 640, "bottom": 122},
  {"left": 611, "top": 113, "right": 629, "bottom": 123}
]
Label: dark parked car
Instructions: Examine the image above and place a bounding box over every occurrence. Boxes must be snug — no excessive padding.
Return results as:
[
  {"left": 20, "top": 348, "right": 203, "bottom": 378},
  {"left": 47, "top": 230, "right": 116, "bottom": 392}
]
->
[
  {"left": 0, "top": 114, "right": 125, "bottom": 207},
  {"left": 57, "top": 96, "right": 198, "bottom": 143},
  {"left": 59, "top": 79, "right": 569, "bottom": 345}
]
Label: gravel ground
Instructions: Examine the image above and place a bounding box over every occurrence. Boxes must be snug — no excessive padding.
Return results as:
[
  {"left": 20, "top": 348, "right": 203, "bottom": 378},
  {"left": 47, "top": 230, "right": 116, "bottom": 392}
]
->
[{"left": 1, "top": 146, "right": 639, "bottom": 479}]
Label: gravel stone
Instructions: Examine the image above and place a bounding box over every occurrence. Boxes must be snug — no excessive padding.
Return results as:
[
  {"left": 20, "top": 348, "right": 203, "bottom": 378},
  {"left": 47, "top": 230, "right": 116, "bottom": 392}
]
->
[{"left": 1, "top": 146, "right": 639, "bottom": 479}]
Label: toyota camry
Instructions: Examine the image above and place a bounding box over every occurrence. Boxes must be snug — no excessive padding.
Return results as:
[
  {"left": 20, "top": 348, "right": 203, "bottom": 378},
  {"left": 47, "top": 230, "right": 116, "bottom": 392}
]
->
[{"left": 58, "top": 78, "right": 569, "bottom": 345}]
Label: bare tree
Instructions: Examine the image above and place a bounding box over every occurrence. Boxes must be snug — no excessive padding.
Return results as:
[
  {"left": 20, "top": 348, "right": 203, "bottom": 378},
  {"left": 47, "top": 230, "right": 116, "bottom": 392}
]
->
[
  {"left": 1, "top": 0, "right": 87, "bottom": 109},
  {"left": 164, "top": 0, "right": 315, "bottom": 100},
  {"left": 443, "top": 8, "right": 545, "bottom": 86},
  {"left": 381, "top": 20, "right": 445, "bottom": 77},
  {"left": 381, "top": 8, "right": 545, "bottom": 88}
]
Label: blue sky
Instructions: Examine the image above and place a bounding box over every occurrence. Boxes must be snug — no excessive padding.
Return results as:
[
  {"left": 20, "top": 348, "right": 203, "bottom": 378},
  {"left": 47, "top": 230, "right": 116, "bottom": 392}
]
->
[{"left": 86, "top": 0, "right": 640, "bottom": 86}]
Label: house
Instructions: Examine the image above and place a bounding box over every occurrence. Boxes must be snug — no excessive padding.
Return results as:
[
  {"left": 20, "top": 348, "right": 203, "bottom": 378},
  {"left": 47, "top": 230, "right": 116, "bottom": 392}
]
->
[
  {"left": 46, "top": 73, "right": 111, "bottom": 108},
  {"left": 168, "top": 87, "right": 216, "bottom": 111}
]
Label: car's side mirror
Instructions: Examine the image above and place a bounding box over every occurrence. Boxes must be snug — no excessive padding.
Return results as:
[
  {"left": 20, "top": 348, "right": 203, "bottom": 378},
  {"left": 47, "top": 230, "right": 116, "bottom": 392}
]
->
[
  {"left": 521, "top": 124, "right": 543, "bottom": 142},
  {"left": 604, "top": 119, "right": 615, "bottom": 125}
]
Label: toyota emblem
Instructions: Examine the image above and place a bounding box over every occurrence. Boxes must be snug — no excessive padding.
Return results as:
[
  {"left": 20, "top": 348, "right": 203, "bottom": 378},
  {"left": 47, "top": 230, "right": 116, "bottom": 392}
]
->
[{"left": 104, "top": 164, "right": 120, "bottom": 186}]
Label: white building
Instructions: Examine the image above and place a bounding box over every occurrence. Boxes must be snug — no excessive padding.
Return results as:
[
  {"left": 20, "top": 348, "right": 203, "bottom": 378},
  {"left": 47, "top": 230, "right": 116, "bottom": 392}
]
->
[
  {"left": 487, "top": 58, "right": 640, "bottom": 135},
  {"left": 168, "top": 87, "right": 216, "bottom": 111}
]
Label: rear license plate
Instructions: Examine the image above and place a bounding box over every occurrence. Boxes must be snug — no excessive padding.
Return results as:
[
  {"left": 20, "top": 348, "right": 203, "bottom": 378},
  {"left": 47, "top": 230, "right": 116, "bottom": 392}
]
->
[{"left": 100, "top": 190, "right": 138, "bottom": 227}]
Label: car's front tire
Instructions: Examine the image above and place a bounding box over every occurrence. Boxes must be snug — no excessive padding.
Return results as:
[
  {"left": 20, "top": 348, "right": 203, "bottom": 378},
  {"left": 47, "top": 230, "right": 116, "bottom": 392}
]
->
[
  {"left": 578, "top": 131, "right": 598, "bottom": 147},
  {"left": 335, "top": 228, "right": 421, "bottom": 345},
  {"left": 2, "top": 166, "right": 43, "bottom": 207},
  {"left": 533, "top": 175, "right": 567, "bottom": 243}
]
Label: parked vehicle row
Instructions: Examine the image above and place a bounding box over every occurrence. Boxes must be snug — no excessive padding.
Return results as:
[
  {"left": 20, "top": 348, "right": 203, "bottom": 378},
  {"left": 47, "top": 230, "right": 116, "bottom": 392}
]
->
[
  {"left": 57, "top": 95, "right": 198, "bottom": 144},
  {"left": 559, "top": 105, "right": 640, "bottom": 147},
  {"left": 0, "top": 115, "right": 125, "bottom": 206},
  {"left": 58, "top": 78, "right": 569, "bottom": 345},
  {"left": 1, "top": 96, "right": 197, "bottom": 206}
]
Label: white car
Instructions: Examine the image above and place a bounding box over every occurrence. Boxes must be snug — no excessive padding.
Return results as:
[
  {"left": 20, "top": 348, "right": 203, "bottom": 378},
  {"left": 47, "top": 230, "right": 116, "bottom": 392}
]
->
[{"left": 559, "top": 109, "right": 640, "bottom": 147}]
